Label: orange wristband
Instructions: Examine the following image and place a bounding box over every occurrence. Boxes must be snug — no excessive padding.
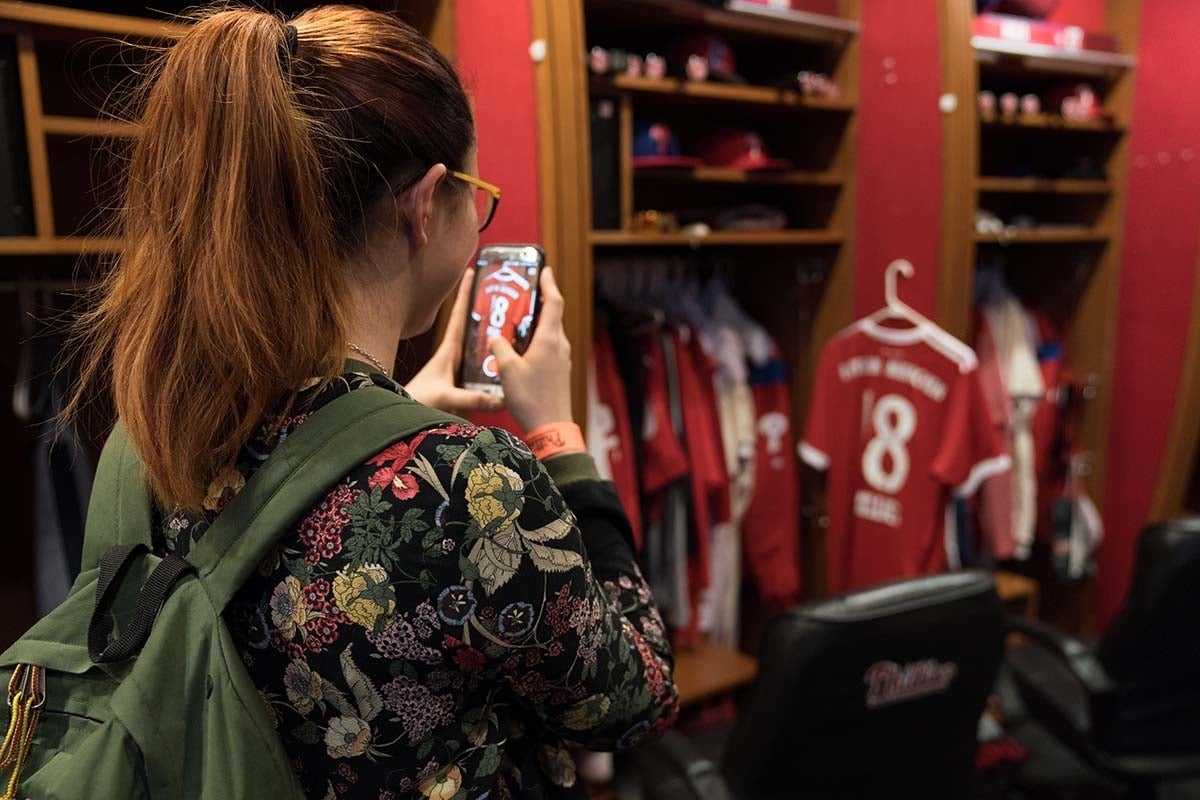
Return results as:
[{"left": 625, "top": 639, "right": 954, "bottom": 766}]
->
[{"left": 525, "top": 422, "right": 586, "bottom": 460}]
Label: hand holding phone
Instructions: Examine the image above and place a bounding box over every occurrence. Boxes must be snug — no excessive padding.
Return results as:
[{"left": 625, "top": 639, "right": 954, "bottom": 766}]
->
[
  {"left": 403, "top": 267, "right": 505, "bottom": 416},
  {"left": 459, "top": 244, "right": 546, "bottom": 397},
  {"left": 487, "top": 266, "right": 575, "bottom": 431}
]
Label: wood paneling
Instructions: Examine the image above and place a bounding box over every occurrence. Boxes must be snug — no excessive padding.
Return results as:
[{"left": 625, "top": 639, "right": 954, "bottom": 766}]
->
[
  {"left": 592, "top": 74, "right": 856, "bottom": 112},
  {"left": 42, "top": 115, "right": 138, "bottom": 138},
  {"left": 975, "top": 176, "right": 1111, "bottom": 194},
  {"left": 0, "top": 1, "right": 187, "bottom": 38},
  {"left": 590, "top": 230, "right": 845, "bottom": 247},
  {"left": 935, "top": 0, "right": 978, "bottom": 342},
  {"left": 971, "top": 229, "right": 1111, "bottom": 244},
  {"left": 15, "top": 33, "right": 52, "bottom": 238},
  {"left": 530, "top": 0, "right": 593, "bottom": 426},
  {"left": 584, "top": 0, "right": 857, "bottom": 45}
]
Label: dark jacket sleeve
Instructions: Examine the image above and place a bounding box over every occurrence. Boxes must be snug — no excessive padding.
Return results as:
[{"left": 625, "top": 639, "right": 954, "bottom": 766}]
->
[{"left": 438, "top": 432, "right": 679, "bottom": 751}]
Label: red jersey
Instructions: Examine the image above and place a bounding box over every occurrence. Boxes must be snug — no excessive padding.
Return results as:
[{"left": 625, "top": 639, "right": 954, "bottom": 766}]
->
[
  {"left": 587, "top": 325, "right": 644, "bottom": 547},
  {"left": 743, "top": 349, "right": 803, "bottom": 607},
  {"left": 671, "top": 329, "right": 727, "bottom": 646},
  {"left": 637, "top": 334, "right": 690, "bottom": 497},
  {"left": 800, "top": 320, "right": 1010, "bottom": 593}
]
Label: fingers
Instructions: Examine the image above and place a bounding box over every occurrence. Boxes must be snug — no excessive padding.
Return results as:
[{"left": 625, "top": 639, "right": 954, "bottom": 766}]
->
[
  {"left": 488, "top": 335, "right": 521, "bottom": 372},
  {"left": 442, "top": 387, "right": 504, "bottom": 414},
  {"left": 537, "top": 266, "right": 565, "bottom": 330},
  {"left": 438, "top": 268, "right": 476, "bottom": 357}
]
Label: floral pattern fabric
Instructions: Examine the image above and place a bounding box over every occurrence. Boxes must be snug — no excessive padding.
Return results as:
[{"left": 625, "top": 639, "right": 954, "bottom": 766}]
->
[{"left": 154, "top": 369, "right": 678, "bottom": 799}]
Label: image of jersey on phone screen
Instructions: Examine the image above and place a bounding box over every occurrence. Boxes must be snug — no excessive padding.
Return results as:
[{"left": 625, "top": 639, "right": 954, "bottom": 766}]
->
[{"left": 459, "top": 244, "right": 545, "bottom": 397}]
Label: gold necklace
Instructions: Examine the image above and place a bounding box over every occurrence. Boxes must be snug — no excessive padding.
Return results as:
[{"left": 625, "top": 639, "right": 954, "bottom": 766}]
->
[{"left": 346, "top": 342, "right": 390, "bottom": 378}]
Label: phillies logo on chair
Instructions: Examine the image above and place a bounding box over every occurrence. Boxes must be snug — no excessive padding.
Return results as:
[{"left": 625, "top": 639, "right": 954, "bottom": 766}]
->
[{"left": 863, "top": 658, "right": 958, "bottom": 709}]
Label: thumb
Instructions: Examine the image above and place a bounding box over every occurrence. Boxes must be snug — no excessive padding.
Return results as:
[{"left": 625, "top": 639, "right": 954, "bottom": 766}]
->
[{"left": 488, "top": 336, "right": 522, "bottom": 371}]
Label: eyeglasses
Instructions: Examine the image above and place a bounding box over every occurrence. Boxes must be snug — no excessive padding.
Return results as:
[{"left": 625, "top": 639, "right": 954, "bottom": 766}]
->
[
  {"left": 449, "top": 170, "right": 501, "bottom": 233},
  {"left": 390, "top": 168, "right": 502, "bottom": 234}
]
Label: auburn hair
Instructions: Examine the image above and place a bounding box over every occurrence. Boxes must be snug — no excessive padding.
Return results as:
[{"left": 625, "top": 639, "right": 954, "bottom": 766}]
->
[{"left": 64, "top": 6, "right": 475, "bottom": 510}]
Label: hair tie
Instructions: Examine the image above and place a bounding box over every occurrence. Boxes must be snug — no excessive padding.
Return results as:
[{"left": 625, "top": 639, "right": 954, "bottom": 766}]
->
[{"left": 278, "top": 23, "right": 298, "bottom": 71}]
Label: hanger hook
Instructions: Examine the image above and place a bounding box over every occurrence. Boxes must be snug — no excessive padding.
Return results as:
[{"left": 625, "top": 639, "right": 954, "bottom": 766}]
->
[{"left": 885, "top": 259, "right": 915, "bottom": 309}]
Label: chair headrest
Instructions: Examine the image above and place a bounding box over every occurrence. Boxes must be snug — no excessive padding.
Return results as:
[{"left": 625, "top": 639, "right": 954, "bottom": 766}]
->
[
  {"left": 1099, "top": 517, "right": 1200, "bottom": 680},
  {"left": 1139, "top": 516, "right": 1200, "bottom": 560},
  {"left": 722, "top": 571, "right": 1004, "bottom": 798},
  {"left": 797, "top": 570, "right": 996, "bottom": 623}
]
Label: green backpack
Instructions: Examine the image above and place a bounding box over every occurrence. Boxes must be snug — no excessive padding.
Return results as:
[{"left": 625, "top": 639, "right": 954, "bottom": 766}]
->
[{"left": 0, "top": 385, "right": 456, "bottom": 799}]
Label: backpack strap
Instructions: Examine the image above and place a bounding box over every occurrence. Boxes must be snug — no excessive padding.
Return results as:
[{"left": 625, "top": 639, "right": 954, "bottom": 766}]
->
[{"left": 184, "top": 386, "right": 458, "bottom": 610}]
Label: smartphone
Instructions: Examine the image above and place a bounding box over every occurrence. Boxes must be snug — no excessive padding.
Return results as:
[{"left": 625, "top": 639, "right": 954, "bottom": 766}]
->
[{"left": 459, "top": 244, "right": 546, "bottom": 397}]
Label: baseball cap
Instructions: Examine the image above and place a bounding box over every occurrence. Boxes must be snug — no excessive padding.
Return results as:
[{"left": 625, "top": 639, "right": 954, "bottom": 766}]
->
[
  {"left": 699, "top": 130, "right": 792, "bottom": 171},
  {"left": 671, "top": 34, "right": 744, "bottom": 83},
  {"left": 633, "top": 121, "right": 702, "bottom": 168}
]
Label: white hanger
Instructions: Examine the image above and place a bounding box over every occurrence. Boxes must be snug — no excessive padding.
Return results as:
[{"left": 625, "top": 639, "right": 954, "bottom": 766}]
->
[
  {"left": 864, "top": 259, "right": 931, "bottom": 329},
  {"left": 860, "top": 259, "right": 977, "bottom": 367}
]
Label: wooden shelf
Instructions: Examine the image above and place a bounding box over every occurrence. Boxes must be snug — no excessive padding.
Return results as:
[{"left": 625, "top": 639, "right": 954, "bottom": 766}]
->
[
  {"left": 0, "top": 1, "right": 187, "bottom": 39},
  {"left": 972, "top": 228, "right": 1110, "bottom": 245},
  {"left": 995, "top": 570, "right": 1039, "bottom": 620},
  {"left": 976, "top": 176, "right": 1111, "bottom": 195},
  {"left": 673, "top": 640, "right": 757, "bottom": 707},
  {"left": 591, "top": 229, "right": 844, "bottom": 247},
  {"left": 584, "top": 0, "right": 858, "bottom": 46},
  {"left": 43, "top": 115, "right": 139, "bottom": 139},
  {"left": 0, "top": 236, "right": 122, "bottom": 255},
  {"left": 973, "top": 35, "right": 1135, "bottom": 77},
  {"left": 593, "top": 75, "right": 854, "bottom": 112},
  {"left": 980, "top": 112, "right": 1124, "bottom": 134},
  {"left": 635, "top": 166, "right": 843, "bottom": 187}
]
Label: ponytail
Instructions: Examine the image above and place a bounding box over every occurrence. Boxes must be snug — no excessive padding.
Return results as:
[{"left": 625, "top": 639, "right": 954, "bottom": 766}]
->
[
  {"left": 67, "top": 9, "right": 350, "bottom": 510},
  {"left": 66, "top": 5, "right": 474, "bottom": 511}
]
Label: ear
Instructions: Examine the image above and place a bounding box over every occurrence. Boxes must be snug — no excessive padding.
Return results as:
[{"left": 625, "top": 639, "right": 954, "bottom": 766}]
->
[{"left": 399, "top": 163, "right": 448, "bottom": 250}]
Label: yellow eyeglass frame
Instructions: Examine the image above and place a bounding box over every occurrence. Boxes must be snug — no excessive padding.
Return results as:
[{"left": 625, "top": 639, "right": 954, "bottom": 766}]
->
[{"left": 449, "top": 170, "right": 502, "bottom": 233}]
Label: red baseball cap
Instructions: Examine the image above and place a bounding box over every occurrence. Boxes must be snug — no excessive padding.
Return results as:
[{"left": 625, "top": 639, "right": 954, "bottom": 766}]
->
[{"left": 699, "top": 131, "right": 792, "bottom": 171}]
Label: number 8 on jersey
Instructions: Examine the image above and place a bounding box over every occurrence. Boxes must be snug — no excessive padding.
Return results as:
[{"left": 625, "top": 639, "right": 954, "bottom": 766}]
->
[{"left": 861, "top": 393, "right": 917, "bottom": 495}]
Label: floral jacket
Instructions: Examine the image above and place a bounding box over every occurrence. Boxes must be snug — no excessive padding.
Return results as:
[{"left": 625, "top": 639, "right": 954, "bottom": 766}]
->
[{"left": 154, "top": 366, "right": 679, "bottom": 799}]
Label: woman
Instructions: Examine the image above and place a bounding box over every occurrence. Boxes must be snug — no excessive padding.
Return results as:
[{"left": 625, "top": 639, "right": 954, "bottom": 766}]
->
[{"left": 66, "top": 6, "right": 677, "bottom": 798}]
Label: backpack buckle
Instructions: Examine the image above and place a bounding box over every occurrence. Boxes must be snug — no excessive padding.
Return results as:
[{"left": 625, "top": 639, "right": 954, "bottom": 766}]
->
[
  {"left": 1, "top": 664, "right": 44, "bottom": 798},
  {"left": 5, "top": 666, "right": 42, "bottom": 710}
]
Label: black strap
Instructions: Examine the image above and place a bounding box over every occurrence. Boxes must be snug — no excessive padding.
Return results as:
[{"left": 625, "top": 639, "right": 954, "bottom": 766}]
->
[{"left": 88, "top": 546, "right": 196, "bottom": 664}]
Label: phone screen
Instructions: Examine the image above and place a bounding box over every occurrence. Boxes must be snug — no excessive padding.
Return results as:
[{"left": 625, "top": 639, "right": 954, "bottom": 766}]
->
[{"left": 459, "top": 244, "right": 545, "bottom": 396}]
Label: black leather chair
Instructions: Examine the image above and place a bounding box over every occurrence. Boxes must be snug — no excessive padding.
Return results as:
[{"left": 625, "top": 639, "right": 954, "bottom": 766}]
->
[
  {"left": 617, "top": 571, "right": 1005, "bottom": 799},
  {"left": 1006, "top": 518, "right": 1200, "bottom": 798}
]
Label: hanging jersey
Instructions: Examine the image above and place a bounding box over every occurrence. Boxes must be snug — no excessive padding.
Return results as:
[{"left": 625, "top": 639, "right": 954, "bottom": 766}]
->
[
  {"left": 973, "top": 310, "right": 1016, "bottom": 561},
  {"left": 1029, "top": 311, "right": 1069, "bottom": 546},
  {"left": 671, "top": 329, "right": 727, "bottom": 646},
  {"left": 742, "top": 348, "right": 803, "bottom": 607},
  {"left": 635, "top": 331, "right": 692, "bottom": 632},
  {"left": 701, "top": 324, "right": 757, "bottom": 517},
  {"left": 676, "top": 330, "right": 732, "bottom": 529},
  {"left": 588, "top": 325, "right": 644, "bottom": 547},
  {"left": 637, "top": 333, "right": 690, "bottom": 496},
  {"left": 697, "top": 323, "right": 754, "bottom": 646},
  {"left": 800, "top": 320, "right": 1010, "bottom": 593}
]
